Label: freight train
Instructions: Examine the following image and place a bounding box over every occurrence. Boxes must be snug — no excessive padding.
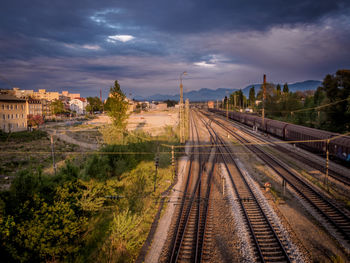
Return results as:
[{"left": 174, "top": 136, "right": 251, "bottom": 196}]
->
[{"left": 208, "top": 109, "right": 350, "bottom": 165}]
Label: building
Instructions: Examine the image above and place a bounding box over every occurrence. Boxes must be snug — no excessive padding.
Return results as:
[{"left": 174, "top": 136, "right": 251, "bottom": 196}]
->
[
  {"left": 12, "top": 88, "right": 34, "bottom": 98},
  {"left": 33, "top": 89, "right": 60, "bottom": 101},
  {"left": 41, "top": 99, "right": 52, "bottom": 118},
  {"left": 61, "top": 91, "right": 81, "bottom": 100},
  {"left": 69, "top": 98, "right": 87, "bottom": 115},
  {"left": 26, "top": 99, "right": 42, "bottom": 116},
  {"left": 0, "top": 94, "right": 27, "bottom": 132}
]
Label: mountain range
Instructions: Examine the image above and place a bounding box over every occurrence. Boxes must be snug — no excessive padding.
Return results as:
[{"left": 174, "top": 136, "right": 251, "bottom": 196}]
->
[{"left": 133, "top": 80, "right": 322, "bottom": 102}]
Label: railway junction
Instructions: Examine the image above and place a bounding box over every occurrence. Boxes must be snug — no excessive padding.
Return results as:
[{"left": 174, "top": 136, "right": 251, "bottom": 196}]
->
[{"left": 145, "top": 108, "right": 350, "bottom": 263}]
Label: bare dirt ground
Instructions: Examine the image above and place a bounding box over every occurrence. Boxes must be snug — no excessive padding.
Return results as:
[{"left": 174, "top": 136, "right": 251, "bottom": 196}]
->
[
  {"left": 127, "top": 109, "right": 179, "bottom": 135},
  {"left": 45, "top": 110, "right": 179, "bottom": 148}
]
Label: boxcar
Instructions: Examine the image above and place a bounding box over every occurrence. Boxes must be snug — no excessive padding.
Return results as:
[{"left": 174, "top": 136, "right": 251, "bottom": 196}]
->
[
  {"left": 265, "top": 120, "right": 289, "bottom": 139},
  {"left": 244, "top": 114, "right": 258, "bottom": 127},
  {"left": 284, "top": 124, "right": 332, "bottom": 154},
  {"left": 329, "top": 135, "right": 350, "bottom": 163}
]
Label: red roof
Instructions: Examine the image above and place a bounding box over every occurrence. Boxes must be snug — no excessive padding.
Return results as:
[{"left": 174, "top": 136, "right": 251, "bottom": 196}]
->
[{"left": 73, "top": 97, "right": 86, "bottom": 102}]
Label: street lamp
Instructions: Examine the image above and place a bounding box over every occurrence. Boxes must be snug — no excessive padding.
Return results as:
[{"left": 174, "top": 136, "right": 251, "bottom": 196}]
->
[{"left": 179, "top": 71, "right": 187, "bottom": 143}]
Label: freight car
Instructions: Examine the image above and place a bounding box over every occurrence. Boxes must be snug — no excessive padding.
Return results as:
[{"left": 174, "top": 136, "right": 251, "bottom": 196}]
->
[{"left": 208, "top": 109, "right": 350, "bottom": 164}]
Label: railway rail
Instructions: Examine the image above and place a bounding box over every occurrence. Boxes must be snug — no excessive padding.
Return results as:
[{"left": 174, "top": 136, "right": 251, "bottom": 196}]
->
[
  {"left": 197, "top": 110, "right": 293, "bottom": 262},
  {"left": 211, "top": 111, "right": 350, "bottom": 187},
  {"left": 168, "top": 112, "right": 214, "bottom": 262},
  {"left": 204, "top": 110, "right": 350, "bottom": 248},
  {"left": 208, "top": 110, "right": 350, "bottom": 186}
]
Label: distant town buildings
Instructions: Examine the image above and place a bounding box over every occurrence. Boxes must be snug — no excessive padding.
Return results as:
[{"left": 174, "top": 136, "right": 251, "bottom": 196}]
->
[{"left": 0, "top": 87, "right": 86, "bottom": 132}]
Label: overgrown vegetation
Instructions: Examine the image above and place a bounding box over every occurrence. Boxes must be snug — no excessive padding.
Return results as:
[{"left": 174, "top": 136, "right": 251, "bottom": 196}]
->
[
  {"left": 0, "top": 128, "right": 178, "bottom": 262},
  {"left": 0, "top": 130, "right": 47, "bottom": 142}
]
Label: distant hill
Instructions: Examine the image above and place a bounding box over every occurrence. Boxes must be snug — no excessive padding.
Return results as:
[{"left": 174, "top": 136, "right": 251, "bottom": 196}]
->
[
  {"left": 134, "top": 88, "right": 238, "bottom": 102},
  {"left": 134, "top": 80, "right": 322, "bottom": 102}
]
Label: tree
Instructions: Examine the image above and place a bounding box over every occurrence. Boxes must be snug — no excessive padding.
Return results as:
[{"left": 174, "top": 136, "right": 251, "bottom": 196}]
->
[
  {"left": 276, "top": 84, "right": 281, "bottom": 96},
  {"left": 51, "top": 99, "right": 65, "bottom": 115},
  {"left": 249, "top": 86, "right": 256, "bottom": 107},
  {"left": 283, "top": 83, "right": 289, "bottom": 94},
  {"left": 105, "top": 81, "right": 129, "bottom": 129},
  {"left": 27, "top": 115, "right": 44, "bottom": 129},
  {"left": 164, "top": 99, "right": 177, "bottom": 107},
  {"left": 321, "top": 69, "right": 350, "bottom": 132},
  {"left": 86, "top": 97, "right": 103, "bottom": 114}
]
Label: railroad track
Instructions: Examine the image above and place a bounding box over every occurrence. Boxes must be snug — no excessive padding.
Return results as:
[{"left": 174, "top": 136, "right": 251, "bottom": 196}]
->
[
  {"left": 168, "top": 112, "right": 214, "bottom": 262},
  {"left": 208, "top": 110, "right": 350, "bottom": 187},
  {"left": 197, "top": 110, "right": 293, "bottom": 262},
  {"left": 205, "top": 111, "right": 350, "bottom": 248}
]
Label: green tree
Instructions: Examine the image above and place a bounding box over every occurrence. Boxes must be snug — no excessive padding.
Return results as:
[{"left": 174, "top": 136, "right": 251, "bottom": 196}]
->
[
  {"left": 283, "top": 83, "right": 289, "bottom": 94},
  {"left": 321, "top": 69, "right": 350, "bottom": 132},
  {"left": 51, "top": 99, "right": 65, "bottom": 115},
  {"left": 86, "top": 97, "right": 103, "bottom": 114},
  {"left": 249, "top": 86, "right": 256, "bottom": 107},
  {"left": 276, "top": 84, "right": 281, "bottom": 96},
  {"left": 105, "top": 81, "right": 129, "bottom": 130}
]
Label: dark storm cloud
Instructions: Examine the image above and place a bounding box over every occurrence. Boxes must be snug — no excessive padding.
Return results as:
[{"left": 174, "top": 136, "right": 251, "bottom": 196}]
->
[{"left": 0, "top": 0, "right": 350, "bottom": 96}]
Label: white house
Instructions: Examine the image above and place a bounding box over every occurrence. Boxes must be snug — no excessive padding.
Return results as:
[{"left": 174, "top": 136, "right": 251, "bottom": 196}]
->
[{"left": 69, "top": 98, "right": 87, "bottom": 115}]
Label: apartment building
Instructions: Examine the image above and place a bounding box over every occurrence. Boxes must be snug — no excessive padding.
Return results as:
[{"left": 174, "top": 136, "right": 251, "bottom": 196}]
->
[
  {"left": 26, "top": 99, "right": 43, "bottom": 116},
  {"left": 0, "top": 94, "right": 27, "bottom": 132}
]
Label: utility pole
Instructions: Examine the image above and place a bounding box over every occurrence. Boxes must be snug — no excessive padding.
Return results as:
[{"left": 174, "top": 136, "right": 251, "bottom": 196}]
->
[
  {"left": 171, "top": 145, "right": 175, "bottom": 179},
  {"left": 50, "top": 134, "right": 56, "bottom": 175},
  {"left": 262, "top": 74, "right": 266, "bottom": 129},
  {"left": 234, "top": 94, "right": 236, "bottom": 110},
  {"left": 185, "top": 99, "right": 189, "bottom": 140},
  {"left": 325, "top": 139, "right": 330, "bottom": 192},
  {"left": 154, "top": 146, "right": 159, "bottom": 192},
  {"left": 179, "top": 72, "right": 187, "bottom": 144},
  {"left": 226, "top": 98, "right": 228, "bottom": 119}
]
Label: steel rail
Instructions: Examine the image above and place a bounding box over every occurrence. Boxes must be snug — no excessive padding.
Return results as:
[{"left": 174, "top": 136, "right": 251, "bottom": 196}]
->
[
  {"left": 197, "top": 110, "right": 291, "bottom": 262},
  {"left": 208, "top": 109, "right": 350, "bottom": 186},
  {"left": 209, "top": 112, "right": 350, "bottom": 245}
]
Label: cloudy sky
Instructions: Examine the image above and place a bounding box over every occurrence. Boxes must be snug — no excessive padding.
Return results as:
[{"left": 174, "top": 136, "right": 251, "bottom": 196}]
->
[{"left": 1, "top": 0, "right": 349, "bottom": 98}]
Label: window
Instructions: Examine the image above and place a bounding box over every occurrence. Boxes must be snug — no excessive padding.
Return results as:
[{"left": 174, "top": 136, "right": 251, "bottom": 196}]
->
[
  {"left": 22, "top": 114, "right": 24, "bottom": 118},
  {"left": 7, "top": 105, "right": 9, "bottom": 110},
  {"left": 16, "top": 123, "right": 18, "bottom": 128},
  {"left": 11, "top": 114, "right": 13, "bottom": 119},
  {"left": 15, "top": 105, "right": 17, "bottom": 109},
  {"left": 21, "top": 105, "right": 24, "bottom": 110},
  {"left": 10, "top": 105, "right": 13, "bottom": 110},
  {"left": 2, "top": 114, "right": 5, "bottom": 120},
  {"left": 1, "top": 104, "right": 3, "bottom": 110},
  {"left": 16, "top": 114, "right": 18, "bottom": 118},
  {"left": 8, "top": 114, "right": 10, "bottom": 119}
]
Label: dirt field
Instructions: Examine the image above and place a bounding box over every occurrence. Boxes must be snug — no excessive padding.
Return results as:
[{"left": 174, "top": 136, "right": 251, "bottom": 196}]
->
[{"left": 127, "top": 109, "right": 179, "bottom": 135}]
